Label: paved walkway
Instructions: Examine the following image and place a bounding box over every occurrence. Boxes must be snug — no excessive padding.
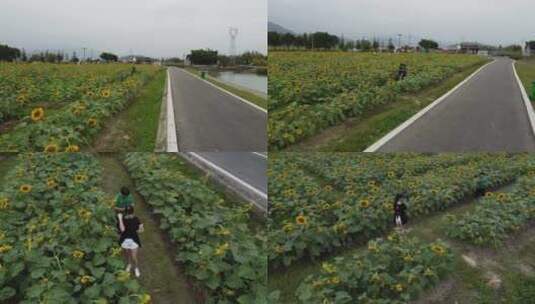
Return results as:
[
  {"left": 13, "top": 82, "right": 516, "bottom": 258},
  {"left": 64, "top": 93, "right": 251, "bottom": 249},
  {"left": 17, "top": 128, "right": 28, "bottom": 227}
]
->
[
  {"left": 378, "top": 57, "right": 535, "bottom": 152},
  {"left": 169, "top": 68, "right": 266, "bottom": 151}
]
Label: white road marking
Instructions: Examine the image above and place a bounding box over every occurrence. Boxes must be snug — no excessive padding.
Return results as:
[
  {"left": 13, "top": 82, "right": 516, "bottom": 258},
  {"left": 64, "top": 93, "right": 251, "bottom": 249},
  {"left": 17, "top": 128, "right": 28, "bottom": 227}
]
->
[
  {"left": 512, "top": 61, "right": 535, "bottom": 137},
  {"left": 166, "top": 69, "right": 179, "bottom": 152},
  {"left": 180, "top": 68, "right": 267, "bottom": 114},
  {"left": 252, "top": 152, "right": 267, "bottom": 159},
  {"left": 188, "top": 152, "right": 268, "bottom": 206},
  {"left": 364, "top": 60, "right": 495, "bottom": 152}
]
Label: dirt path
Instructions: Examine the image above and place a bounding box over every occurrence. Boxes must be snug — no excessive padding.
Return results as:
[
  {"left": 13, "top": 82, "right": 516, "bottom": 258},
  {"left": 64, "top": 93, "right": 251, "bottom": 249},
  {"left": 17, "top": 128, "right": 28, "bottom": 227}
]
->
[{"left": 97, "top": 154, "right": 196, "bottom": 304}]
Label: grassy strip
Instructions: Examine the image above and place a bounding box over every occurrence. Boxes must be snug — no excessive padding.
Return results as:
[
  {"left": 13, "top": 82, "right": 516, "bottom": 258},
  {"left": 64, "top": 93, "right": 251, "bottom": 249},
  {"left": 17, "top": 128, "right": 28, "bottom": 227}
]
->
[
  {"left": 287, "top": 61, "right": 489, "bottom": 152},
  {"left": 515, "top": 58, "right": 535, "bottom": 103},
  {"left": 184, "top": 67, "right": 267, "bottom": 110},
  {"left": 92, "top": 69, "right": 166, "bottom": 152},
  {"left": 97, "top": 154, "right": 197, "bottom": 304}
]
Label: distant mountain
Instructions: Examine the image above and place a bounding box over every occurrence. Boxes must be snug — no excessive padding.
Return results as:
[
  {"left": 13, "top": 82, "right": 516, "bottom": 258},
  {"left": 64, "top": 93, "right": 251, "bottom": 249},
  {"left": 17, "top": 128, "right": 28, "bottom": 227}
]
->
[{"left": 268, "top": 22, "right": 294, "bottom": 34}]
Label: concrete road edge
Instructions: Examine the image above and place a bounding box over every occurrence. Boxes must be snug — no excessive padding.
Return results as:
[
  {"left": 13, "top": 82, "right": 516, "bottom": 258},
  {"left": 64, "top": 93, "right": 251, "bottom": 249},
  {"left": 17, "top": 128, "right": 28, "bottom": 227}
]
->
[
  {"left": 180, "top": 152, "right": 268, "bottom": 215},
  {"left": 512, "top": 61, "right": 535, "bottom": 137}
]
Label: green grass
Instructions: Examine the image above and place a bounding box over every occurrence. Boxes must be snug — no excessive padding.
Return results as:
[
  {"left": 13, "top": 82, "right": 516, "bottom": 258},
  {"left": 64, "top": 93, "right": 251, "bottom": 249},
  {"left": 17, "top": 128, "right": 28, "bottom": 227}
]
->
[
  {"left": 269, "top": 179, "right": 535, "bottom": 304},
  {"left": 515, "top": 58, "right": 535, "bottom": 103},
  {"left": 287, "top": 61, "right": 490, "bottom": 152},
  {"left": 184, "top": 67, "right": 267, "bottom": 110},
  {"left": 92, "top": 69, "right": 166, "bottom": 151},
  {"left": 97, "top": 154, "right": 198, "bottom": 304}
]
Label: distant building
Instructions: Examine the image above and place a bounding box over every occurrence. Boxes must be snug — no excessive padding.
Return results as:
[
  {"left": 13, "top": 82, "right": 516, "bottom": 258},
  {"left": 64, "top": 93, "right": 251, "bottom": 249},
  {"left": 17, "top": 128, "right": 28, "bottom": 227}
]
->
[
  {"left": 524, "top": 41, "right": 535, "bottom": 56},
  {"left": 458, "top": 43, "right": 480, "bottom": 54},
  {"left": 119, "top": 55, "right": 154, "bottom": 64}
]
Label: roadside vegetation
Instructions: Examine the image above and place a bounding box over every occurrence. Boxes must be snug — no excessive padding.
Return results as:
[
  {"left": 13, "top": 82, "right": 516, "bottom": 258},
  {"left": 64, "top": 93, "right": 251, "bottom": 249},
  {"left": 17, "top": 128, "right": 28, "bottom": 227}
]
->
[{"left": 515, "top": 57, "right": 535, "bottom": 103}]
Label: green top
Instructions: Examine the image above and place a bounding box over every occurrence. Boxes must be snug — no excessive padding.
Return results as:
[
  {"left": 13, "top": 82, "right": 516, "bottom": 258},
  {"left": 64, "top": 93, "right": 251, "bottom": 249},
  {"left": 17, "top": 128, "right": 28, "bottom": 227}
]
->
[{"left": 115, "top": 193, "right": 134, "bottom": 209}]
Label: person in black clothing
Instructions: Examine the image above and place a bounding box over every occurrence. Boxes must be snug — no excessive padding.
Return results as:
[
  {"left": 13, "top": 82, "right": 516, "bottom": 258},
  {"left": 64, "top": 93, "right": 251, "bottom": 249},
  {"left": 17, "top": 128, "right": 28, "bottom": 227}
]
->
[
  {"left": 118, "top": 206, "right": 144, "bottom": 278},
  {"left": 393, "top": 193, "right": 408, "bottom": 229},
  {"left": 397, "top": 63, "right": 408, "bottom": 81}
]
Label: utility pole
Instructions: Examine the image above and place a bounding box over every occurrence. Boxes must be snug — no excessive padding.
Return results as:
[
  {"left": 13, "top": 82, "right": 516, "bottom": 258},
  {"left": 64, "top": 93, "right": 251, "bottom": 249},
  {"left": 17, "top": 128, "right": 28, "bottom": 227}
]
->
[
  {"left": 82, "top": 47, "right": 87, "bottom": 62},
  {"left": 397, "top": 34, "right": 402, "bottom": 49}
]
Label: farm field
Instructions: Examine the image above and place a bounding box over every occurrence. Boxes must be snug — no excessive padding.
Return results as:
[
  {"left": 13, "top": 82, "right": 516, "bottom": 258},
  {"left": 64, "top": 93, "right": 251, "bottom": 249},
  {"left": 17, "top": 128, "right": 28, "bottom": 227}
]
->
[
  {"left": 0, "top": 63, "right": 162, "bottom": 152},
  {"left": 268, "top": 52, "right": 488, "bottom": 151},
  {"left": 0, "top": 153, "right": 267, "bottom": 304},
  {"left": 268, "top": 153, "right": 535, "bottom": 303}
]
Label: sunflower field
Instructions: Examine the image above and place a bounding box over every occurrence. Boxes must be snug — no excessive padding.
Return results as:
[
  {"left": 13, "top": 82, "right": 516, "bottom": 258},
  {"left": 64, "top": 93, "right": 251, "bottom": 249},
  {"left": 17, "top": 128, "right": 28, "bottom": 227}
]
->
[
  {"left": 296, "top": 233, "right": 453, "bottom": 304},
  {"left": 0, "top": 153, "right": 149, "bottom": 303},
  {"left": 268, "top": 153, "right": 535, "bottom": 267},
  {"left": 0, "top": 63, "right": 160, "bottom": 152},
  {"left": 123, "top": 153, "right": 267, "bottom": 304},
  {"left": 445, "top": 172, "right": 535, "bottom": 247},
  {"left": 268, "top": 52, "right": 487, "bottom": 149}
]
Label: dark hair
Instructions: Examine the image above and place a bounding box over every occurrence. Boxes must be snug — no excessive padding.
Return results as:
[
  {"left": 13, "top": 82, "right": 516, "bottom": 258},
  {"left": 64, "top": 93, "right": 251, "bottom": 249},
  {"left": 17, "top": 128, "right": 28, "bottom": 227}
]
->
[
  {"left": 394, "top": 192, "right": 408, "bottom": 203},
  {"left": 121, "top": 187, "right": 130, "bottom": 196},
  {"left": 125, "top": 206, "right": 134, "bottom": 215}
]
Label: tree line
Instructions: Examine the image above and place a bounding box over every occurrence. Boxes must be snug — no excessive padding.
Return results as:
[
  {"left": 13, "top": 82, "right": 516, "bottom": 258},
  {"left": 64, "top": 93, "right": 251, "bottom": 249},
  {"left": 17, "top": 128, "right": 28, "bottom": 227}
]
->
[
  {"left": 186, "top": 49, "right": 267, "bottom": 66},
  {"left": 0, "top": 43, "right": 122, "bottom": 63},
  {"left": 269, "top": 31, "right": 443, "bottom": 52}
]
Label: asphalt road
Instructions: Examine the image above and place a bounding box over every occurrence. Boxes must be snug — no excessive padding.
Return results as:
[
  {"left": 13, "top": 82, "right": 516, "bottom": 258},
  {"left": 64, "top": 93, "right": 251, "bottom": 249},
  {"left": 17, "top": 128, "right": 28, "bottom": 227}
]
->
[
  {"left": 193, "top": 152, "right": 267, "bottom": 209},
  {"left": 169, "top": 67, "right": 267, "bottom": 151},
  {"left": 378, "top": 57, "right": 535, "bottom": 152}
]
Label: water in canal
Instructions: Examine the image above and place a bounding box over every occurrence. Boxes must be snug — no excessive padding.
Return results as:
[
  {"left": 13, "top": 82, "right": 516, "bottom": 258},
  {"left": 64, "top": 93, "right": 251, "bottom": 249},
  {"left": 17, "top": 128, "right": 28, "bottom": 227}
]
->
[{"left": 210, "top": 71, "right": 267, "bottom": 94}]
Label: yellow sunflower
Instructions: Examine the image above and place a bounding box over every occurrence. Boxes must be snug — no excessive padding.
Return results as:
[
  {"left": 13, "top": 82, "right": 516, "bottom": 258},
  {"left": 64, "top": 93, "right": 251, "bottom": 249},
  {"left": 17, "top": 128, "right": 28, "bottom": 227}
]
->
[
  {"left": 431, "top": 244, "right": 446, "bottom": 256},
  {"left": 20, "top": 184, "right": 32, "bottom": 193},
  {"left": 0, "top": 244, "right": 12, "bottom": 253},
  {"left": 100, "top": 89, "right": 111, "bottom": 98},
  {"left": 30, "top": 107, "right": 45, "bottom": 122},
  {"left": 46, "top": 178, "right": 57, "bottom": 189},
  {"left": 87, "top": 118, "right": 98, "bottom": 128},
  {"left": 496, "top": 193, "right": 508, "bottom": 202},
  {"left": 44, "top": 144, "right": 59, "bottom": 153},
  {"left": 295, "top": 215, "right": 307, "bottom": 225},
  {"left": 322, "top": 262, "right": 336, "bottom": 274},
  {"left": 74, "top": 174, "right": 87, "bottom": 183},
  {"left": 330, "top": 276, "right": 341, "bottom": 284},
  {"left": 360, "top": 199, "right": 370, "bottom": 208},
  {"left": 0, "top": 198, "right": 8, "bottom": 209},
  {"left": 80, "top": 275, "right": 92, "bottom": 285},
  {"left": 394, "top": 283, "right": 404, "bottom": 292},
  {"left": 72, "top": 250, "right": 85, "bottom": 259},
  {"left": 65, "top": 145, "right": 80, "bottom": 152},
  {"left": 214, "top": 242, "right": 230, "bottom": 256}
]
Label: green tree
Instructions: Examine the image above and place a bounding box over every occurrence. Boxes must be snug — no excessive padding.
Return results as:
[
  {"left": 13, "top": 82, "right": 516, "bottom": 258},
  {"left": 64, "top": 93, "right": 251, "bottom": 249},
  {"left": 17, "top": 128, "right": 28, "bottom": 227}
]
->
[
  {"left": 188, "top": 49, "right": 218, "bottom": 65},
  {"left": 0, "top": 44, "right": 21, "bottom": 61},
  {"left": 419, "top": 39, "right": 439, "bottom": 51},
  {"left": 388, "top": 39, "right": 395, "bottom": 52},
  {"left": 100, "top": 52, "right": 118, "bottom": 62}
]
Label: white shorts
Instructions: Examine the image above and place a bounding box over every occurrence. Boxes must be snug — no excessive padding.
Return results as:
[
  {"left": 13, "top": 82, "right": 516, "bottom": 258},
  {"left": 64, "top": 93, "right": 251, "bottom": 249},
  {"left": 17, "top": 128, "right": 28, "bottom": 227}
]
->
[
  {"left": 121, "top": 238, "right": 139, "bottom": 250},
  {"left": 395, "top": 215, "right": 402, "bottom": 225}
]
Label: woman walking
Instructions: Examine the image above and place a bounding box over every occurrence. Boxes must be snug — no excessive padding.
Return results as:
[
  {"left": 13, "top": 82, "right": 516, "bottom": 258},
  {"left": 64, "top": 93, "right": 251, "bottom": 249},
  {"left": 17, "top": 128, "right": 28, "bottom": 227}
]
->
[
  {"left": 393, "top": 193, "right": 408, "bottom": 230},
  {"left": 118, "top": 206, "right": 143, "bottom": 277}
]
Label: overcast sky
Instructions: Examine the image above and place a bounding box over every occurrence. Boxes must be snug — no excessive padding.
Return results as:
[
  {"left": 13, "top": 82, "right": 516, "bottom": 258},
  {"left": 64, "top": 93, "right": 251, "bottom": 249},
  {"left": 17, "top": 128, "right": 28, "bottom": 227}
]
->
[
  {"left": 0, "top": 0, "right": 266, "bottom": 58},
  {"left": 269, "top": 0, "right": 534, "bottom": 46}
]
